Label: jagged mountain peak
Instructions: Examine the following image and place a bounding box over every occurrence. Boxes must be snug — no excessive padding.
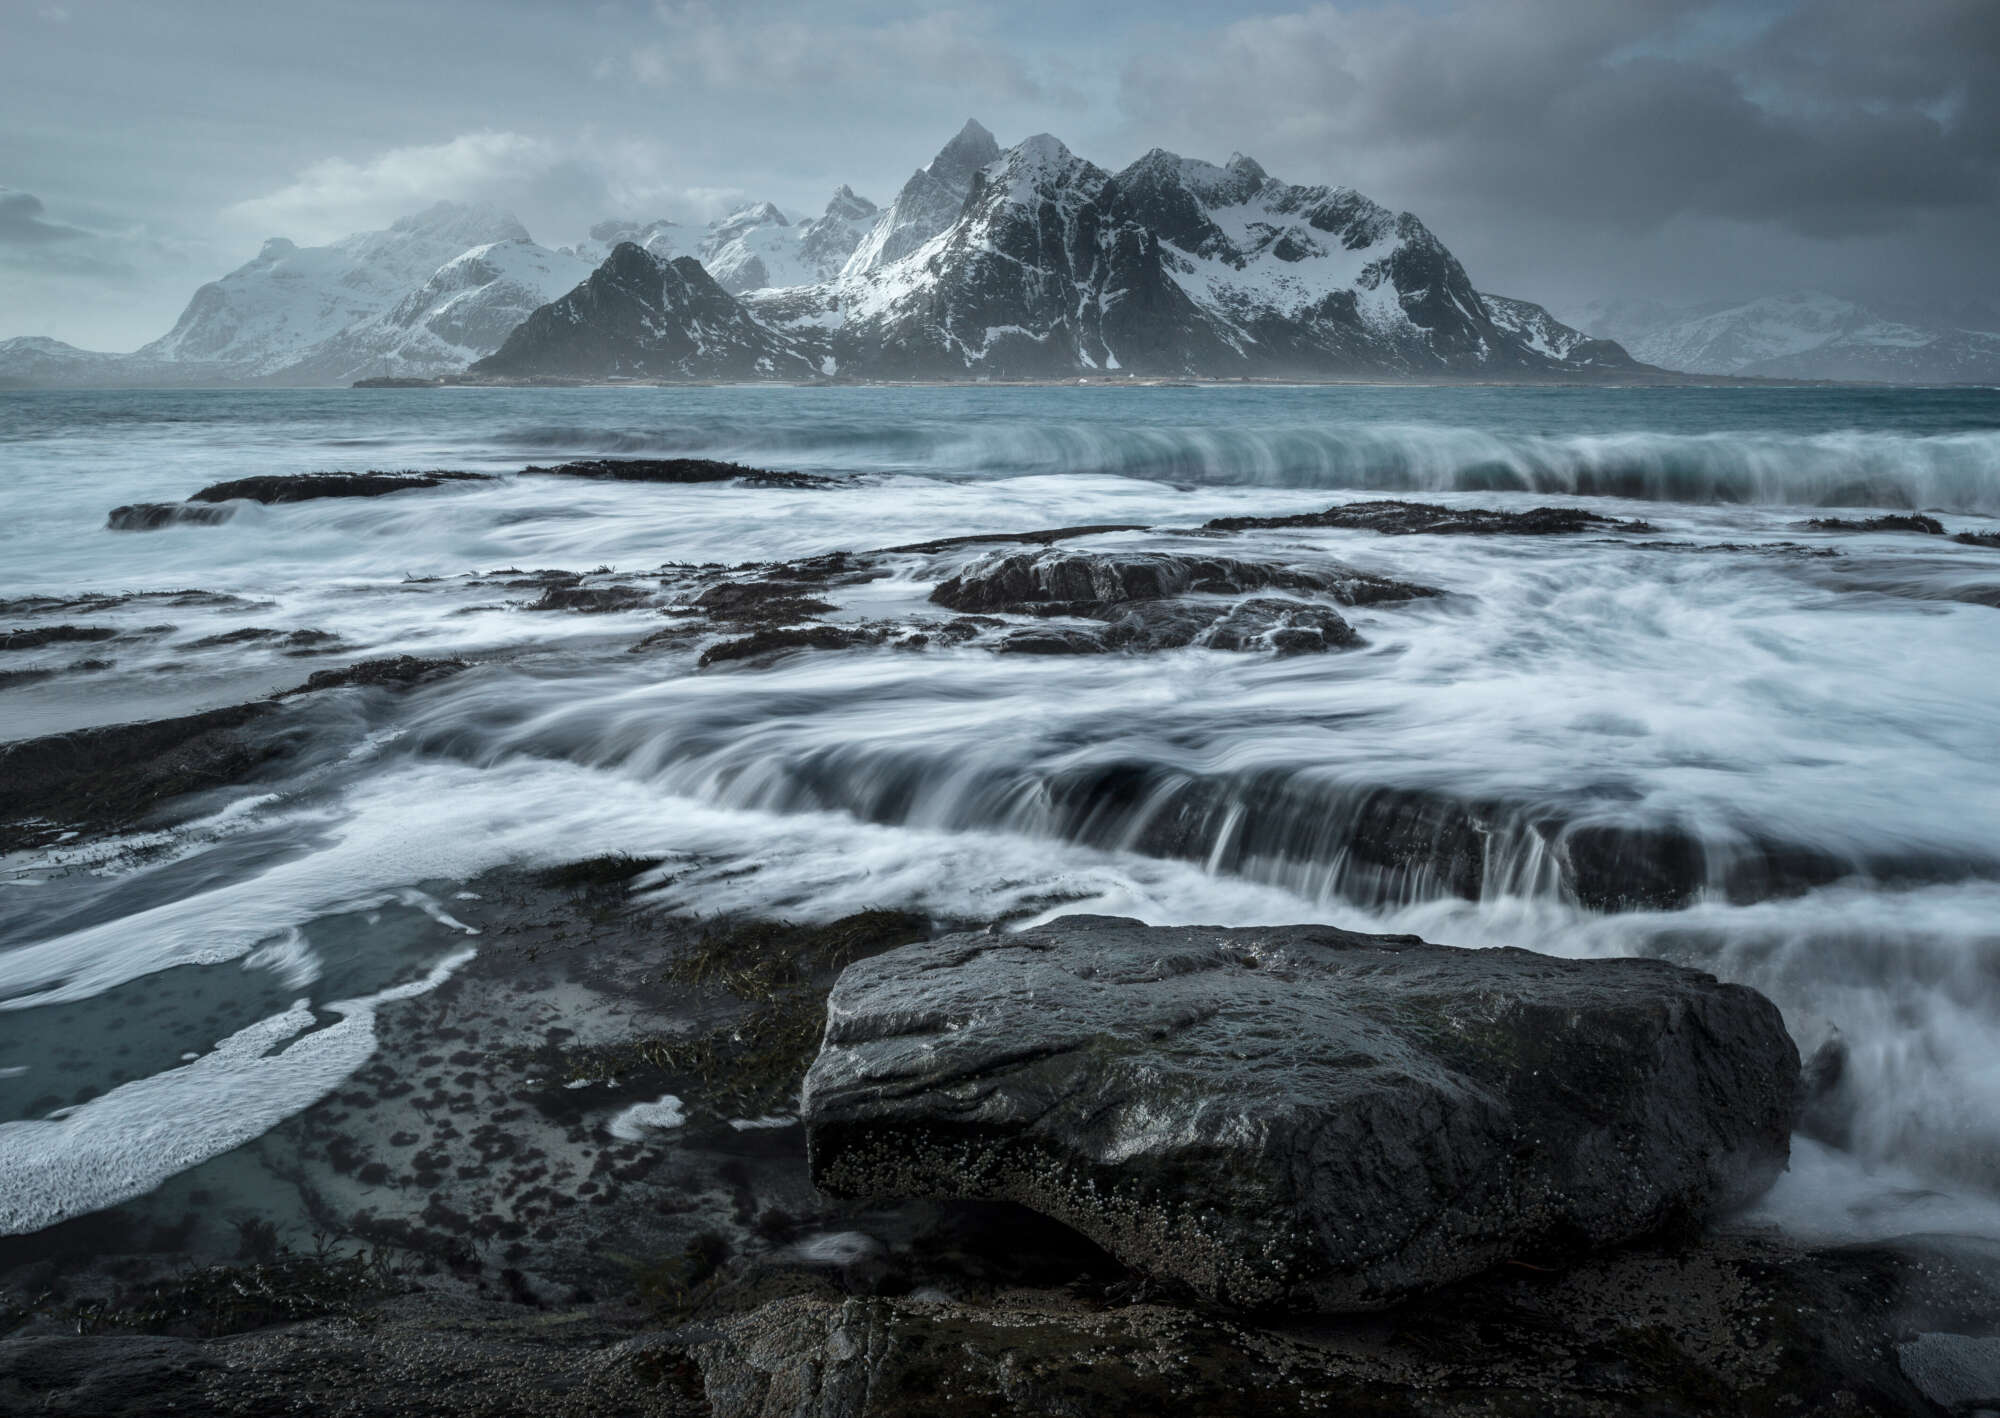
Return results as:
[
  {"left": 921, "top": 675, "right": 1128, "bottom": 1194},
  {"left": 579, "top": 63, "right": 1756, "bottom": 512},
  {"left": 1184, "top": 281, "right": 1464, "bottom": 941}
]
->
[
  {"left": 255, "top": 237, "right": 298, "bottom": 263},
  {"left": 842, "top": 120, "right": 1008, "bottom": 277},
  {"left": 824, "top": 185, "right": 878, "bottom": 221},
  {"left": 931, "top": 118, "right": 1001, "bottom": 181}
]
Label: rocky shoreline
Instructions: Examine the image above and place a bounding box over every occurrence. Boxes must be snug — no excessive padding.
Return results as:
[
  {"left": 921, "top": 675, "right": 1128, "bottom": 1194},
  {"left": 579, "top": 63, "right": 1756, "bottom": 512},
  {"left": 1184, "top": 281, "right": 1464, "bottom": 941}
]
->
[
  {"left": 7, "top": 464, "right": 2000, "bottom": 1414},
  {"left": 2, "top": 862, "right": 1996, "bottom": 1415}
]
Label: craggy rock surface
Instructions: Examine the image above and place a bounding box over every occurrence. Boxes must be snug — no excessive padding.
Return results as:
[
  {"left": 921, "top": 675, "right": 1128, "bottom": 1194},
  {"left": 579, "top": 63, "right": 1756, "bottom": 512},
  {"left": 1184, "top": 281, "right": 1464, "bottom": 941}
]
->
[
  {"left": 930, "top": 548, "right": 1432, "bottom": 615},
  {"left": 105, "top": 502, "right": 237, "bottom": 531},
  {"left": 524, "top": 458, "right": 830, "bottom": 489},
  {"left": 188, "top": 471, "right": 491, "bottom": 504},
  {"left": 693, "top": 1236, "right": 2000, "bottom": 1418},
  {"left": 1204, "top": 499, "right": 1655, "bottom": 536},
  {"left": 805, "top": 916, "right": 1798, "bottom": 1311},
  {"left": 10, "top": 1235, "right": 2000, "bottom": 1417}
]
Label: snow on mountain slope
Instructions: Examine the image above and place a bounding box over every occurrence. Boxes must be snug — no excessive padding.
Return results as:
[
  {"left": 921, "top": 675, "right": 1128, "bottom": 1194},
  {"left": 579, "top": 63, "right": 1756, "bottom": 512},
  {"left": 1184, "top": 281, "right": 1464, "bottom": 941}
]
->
[
  {"left": 1579, "top": 292, "right": 2000, "bottom": 383},
  {"left": 566, "top": 189, "right": 880, "bottom": 297},
  {"left": 840, "top": 119, "right": 999, "bottom": 277},
  {"left": 703, "top": 190, "right": 880, "bottom": 293},
  {"left": 1480, "top": 294, "right": 1637, "bottom": 368},
  {"left": 284, "top": 238, "right": 595, "bottom": 383},
  {"left": 137, "top": 202, "right": 532, "bottom": 378}
]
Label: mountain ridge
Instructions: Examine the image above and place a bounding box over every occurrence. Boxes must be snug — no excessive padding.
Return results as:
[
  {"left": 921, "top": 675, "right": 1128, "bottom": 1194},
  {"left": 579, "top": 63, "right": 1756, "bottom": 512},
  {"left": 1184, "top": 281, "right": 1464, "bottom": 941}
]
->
[{"left": 474, "top": 126, "right": 1646, "bottom": 383}]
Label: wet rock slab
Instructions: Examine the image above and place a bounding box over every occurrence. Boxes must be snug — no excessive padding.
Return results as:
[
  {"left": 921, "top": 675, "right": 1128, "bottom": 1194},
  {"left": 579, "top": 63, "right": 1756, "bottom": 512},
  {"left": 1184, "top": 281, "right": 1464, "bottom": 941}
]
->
[
  {"left": 804, "top": 915, "right": 1798, "bottom": 1311},
  {"left": 188, "top": 471, "right": 491, "bottom": 504},
  {"left": 523, "top": 457, "right": 829, "bottom": 489},
  {"left": 930, "top": 547, "right": 1432, "bottom": 614}
]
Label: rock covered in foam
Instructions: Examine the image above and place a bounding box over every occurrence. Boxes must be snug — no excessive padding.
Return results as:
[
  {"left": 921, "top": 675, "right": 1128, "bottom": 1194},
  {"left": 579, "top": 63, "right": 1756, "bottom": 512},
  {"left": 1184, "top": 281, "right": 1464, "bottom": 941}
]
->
[{"left": 803, "top": 915, "right": 1799, "bottom": 1311}]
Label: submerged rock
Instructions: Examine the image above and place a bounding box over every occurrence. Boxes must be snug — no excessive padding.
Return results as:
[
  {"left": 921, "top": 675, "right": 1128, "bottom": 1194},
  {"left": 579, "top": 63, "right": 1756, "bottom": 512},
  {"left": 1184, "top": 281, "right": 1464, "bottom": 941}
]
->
[
  {"left": 105, "top": 502, "right": 235, "bottom": 531},
  {"left": 282, "top": 656, "right": 467, "bottom": 695},
  {"left": 1803, "top": 514, "right": 1946, "bottom": 535},
  {"left": 1, "top": 625, "right": 119, "bottom": 651},
  {"left": 930, "top": 547, "right": 1431, "bottom": 614},
  {"left": 996, "top": 598, "right": 1361, "bottom": 656},
  {"left": 187, "top": 471, "right": 489, "bottom": 504},
  {"left": 522, "top": 457, "right": 829, "bottom": 489},
  {"left": 0, "top": 703, "right": 292, "bottom": 850},
  {"left": 804, "top": 915, "right": 1798, "bottom": 1311},
  {"left": 1204, "top": 500, "right": 1654, "bottom": 536},
  {"left": 526, "top": 584, "right": 654, "bottom": 613}
]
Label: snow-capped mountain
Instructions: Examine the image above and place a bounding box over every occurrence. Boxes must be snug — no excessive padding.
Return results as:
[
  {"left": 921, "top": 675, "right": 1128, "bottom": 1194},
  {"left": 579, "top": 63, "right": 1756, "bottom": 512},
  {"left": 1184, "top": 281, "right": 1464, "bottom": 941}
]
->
[
  {"left": 1480, "top": 294, "right": 1633, "bottom": 368},
  {"left": 481, "top": 126, "right": 1639, "bottom": 383},
  {"left": 840, "top": 118, "right": 1000, "bottom": 276},
  {"left": 269, "top": 237, "right": 593, "bottom": 383},
  {"left": 567, "top": 189, "right": 880, "bottom": 296},
  {"left": 0, "top": 336, "right": 177, "bottom": 388},
  {"left": 1577, "top": 292, "right": 2000, "bottom": 384},
  {"left": 138, "top": 202, "right": 534, "bottom": 378},
  {"left": 0, "top": 203, "right": 591, "bottom": 386},
  {"left": 472, "top": 244, "right": 818, "bottom": 380}
]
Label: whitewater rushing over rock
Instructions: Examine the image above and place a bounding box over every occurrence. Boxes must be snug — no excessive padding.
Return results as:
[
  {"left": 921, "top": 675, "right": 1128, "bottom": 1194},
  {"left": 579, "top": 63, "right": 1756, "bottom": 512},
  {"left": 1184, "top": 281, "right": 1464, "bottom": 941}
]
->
[{"left": 2, "top": 380, "right": 2000, "bottom": 1300}]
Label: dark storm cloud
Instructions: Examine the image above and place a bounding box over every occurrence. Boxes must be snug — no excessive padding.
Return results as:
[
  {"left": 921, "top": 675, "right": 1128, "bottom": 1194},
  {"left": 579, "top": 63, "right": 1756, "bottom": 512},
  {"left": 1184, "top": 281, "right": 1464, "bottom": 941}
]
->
[
  {"left": 1119, "top": 0, "right": 2000, "bottom": 235},
  {"left": 1113, "top": 0, "right": 2000, "bottom": 312},
  {"left": 0, "top": 189, "right": 88, "bottom": 244}
]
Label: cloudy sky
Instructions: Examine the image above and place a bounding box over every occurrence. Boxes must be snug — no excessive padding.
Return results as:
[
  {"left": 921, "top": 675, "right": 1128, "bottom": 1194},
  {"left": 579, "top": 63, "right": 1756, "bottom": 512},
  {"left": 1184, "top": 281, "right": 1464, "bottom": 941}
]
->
[{"left": 4, "top": 0, "right": 1996, "bottom": 349}]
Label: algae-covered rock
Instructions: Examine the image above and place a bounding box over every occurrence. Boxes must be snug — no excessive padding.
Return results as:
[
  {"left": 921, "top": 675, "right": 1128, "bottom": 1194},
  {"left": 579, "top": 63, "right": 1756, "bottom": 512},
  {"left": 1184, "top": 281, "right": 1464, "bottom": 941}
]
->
[{"left": 803, "top": 915, "right": 1798, "bottom": 1311}]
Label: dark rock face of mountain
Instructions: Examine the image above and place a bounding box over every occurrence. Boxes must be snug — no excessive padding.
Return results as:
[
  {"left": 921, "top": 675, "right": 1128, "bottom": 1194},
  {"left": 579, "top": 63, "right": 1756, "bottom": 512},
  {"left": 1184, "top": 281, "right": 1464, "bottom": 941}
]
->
[{"left": 467, "top": 245, "right": 817, "bottom": 380}]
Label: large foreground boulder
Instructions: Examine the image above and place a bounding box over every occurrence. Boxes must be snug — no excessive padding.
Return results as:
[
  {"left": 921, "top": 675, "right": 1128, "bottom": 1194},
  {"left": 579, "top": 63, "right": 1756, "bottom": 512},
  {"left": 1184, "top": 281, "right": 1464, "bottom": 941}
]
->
[{"left": 803, "top": 916, "right": 1798, "bottom": 1311}]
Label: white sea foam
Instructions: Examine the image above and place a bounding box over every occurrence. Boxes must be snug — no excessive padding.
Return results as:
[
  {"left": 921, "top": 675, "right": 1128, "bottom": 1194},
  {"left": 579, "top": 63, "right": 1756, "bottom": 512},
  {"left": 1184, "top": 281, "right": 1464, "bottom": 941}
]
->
[
  {"left": 607, "top": 1094, "right": 688, "bottom": 1140},
  {"left": 0, "top": 948, "right": 474, "bottom": 1235}
]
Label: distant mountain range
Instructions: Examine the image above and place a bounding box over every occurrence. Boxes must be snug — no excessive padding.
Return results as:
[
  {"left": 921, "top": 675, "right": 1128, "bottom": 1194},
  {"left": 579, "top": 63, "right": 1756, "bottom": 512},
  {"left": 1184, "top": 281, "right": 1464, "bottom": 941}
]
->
[
  {"left": 55, "top": 120, "right": 2000, "bottom": 387},
  {"left": 1574, "top": 292, "right": 2000, "bottom": 384},
  {"left": 472, "top": 122, "right": 1639, "bottom": 382}
]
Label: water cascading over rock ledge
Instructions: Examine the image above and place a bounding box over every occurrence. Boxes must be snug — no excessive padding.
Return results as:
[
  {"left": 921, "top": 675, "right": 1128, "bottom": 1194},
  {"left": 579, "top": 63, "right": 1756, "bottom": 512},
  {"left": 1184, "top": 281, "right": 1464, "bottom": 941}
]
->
[{"left": 803, "top": 915, "right": 1800, "bottom": 1311}]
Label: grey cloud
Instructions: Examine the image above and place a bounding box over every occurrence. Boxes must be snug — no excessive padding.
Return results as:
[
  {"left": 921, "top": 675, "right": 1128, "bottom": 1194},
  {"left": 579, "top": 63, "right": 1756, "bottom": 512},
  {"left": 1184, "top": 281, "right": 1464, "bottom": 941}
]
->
[
  {"left": 1113, "top": 0, "right": 2000, "bottom": 310},
  {"left": 1121, "top": 0, "right": 1999, "bottom": 236},
  {"left": 0, "top": 189, "right": 89, "bottom": 244}
]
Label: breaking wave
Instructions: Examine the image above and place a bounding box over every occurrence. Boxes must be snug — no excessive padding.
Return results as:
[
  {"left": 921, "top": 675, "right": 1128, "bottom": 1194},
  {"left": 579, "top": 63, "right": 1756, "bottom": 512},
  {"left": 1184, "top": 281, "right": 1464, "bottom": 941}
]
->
[{"left": 490, "top": 418, "right": 2000, "bottom": 512}]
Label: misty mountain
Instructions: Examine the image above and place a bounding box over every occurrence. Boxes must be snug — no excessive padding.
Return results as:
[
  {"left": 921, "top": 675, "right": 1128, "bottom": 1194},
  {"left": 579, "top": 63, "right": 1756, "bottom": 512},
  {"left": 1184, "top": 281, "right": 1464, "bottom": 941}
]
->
[
  {"left": 476, "top": 126, "right": 1640, "bottom": 383},
  {"left": 1578, "top": 292, "right": 2000, "bottom": 384},
  {"left": 568, "top": 188, "right": 881, "bottom": 296},
  {"left": 0, "top": 203, "right": 593, "bottom": 387},
  {"left": 138, "top": 202, "right": 537, "bottom": 378}
]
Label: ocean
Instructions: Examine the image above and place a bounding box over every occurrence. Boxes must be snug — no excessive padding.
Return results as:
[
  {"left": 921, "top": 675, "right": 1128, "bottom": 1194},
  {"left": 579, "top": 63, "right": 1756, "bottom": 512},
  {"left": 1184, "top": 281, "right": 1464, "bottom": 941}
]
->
[{"left": 3, "top": 382, "right": 1999, "bottom": 1255}]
